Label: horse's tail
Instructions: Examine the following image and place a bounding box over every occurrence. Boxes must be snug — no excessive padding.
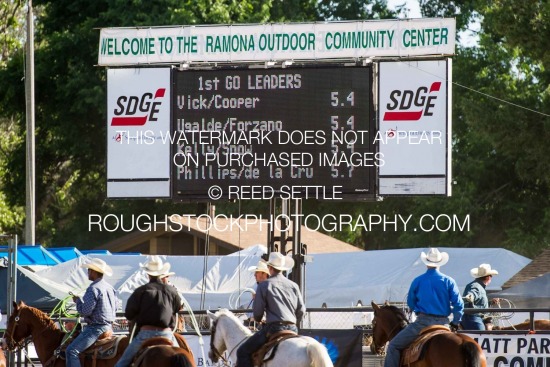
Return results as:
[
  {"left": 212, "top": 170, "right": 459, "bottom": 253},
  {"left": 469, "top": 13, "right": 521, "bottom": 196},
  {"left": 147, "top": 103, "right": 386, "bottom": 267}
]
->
[
  {"left": 170, "top": 353, "right": 194, "bottom": 367},
  {"left": 306, "top": 341, "right": 334, "bottom": 367},
  {"left": 461, "top": 341, "right": 486, "bottom": 367}
]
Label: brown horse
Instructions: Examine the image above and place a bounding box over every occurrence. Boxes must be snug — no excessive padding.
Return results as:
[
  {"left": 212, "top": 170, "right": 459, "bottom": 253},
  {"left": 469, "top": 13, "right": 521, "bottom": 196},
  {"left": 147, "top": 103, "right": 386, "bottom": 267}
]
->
[
  {"left": 4, "top": 301, "right": 129, "bottom": 367},
  {"left": 133, "top": 337, "right": 195, "bottom": 367},
  {"left": 491, "top": 320, "right": 550, "bottom": 331},
  {"left": 371, "top": 302, "right": 486, "bottom": 367},
  {"left": 4, "top": 301, "right": 195, "bottom": 367}
]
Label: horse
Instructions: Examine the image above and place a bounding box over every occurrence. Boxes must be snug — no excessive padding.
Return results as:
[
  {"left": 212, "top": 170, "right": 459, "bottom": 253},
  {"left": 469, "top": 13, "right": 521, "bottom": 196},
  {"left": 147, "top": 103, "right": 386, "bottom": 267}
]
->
[
  {"left": 371, "top": 302, "right": 486, "bottom": 367},
  {"left": 4, "top": 301, "right": 194, "bottom": 367},
  {"left": 490, "top": 320, "right": 550, "bottom": 331},
  {"left": 207, "top": 309, "right": 334, "bottom": 367}
]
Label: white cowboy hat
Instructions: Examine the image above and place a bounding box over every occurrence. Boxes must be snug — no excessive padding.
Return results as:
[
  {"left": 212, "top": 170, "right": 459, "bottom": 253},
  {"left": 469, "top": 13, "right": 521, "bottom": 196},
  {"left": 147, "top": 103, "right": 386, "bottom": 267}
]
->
[
  {"left": 141, "top": 255, "right": 171, "bottom": 277},
  {"left": 470, "top": 264, "right": 498, "bottom": 278},
  {"left": 81, "top": 258, "right": 113, "bottom": 277},
  {"left": 248, "top": 260, "right": 270, "bottom": 275},
  {"left": 420, "top": 248, "right": 449, "bottom": 267},
  {"left": 160, "top": 271, "right": 176, "bottom": 279},
  {"left": 267, "top": 252, "right": 295, "bottom": 271}
]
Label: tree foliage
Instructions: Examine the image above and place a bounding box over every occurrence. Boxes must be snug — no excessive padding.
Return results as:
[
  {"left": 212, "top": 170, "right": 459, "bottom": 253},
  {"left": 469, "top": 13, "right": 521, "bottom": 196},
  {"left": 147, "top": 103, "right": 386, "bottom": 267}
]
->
[{"left": 0, "top": 0, "right": 548, "bottom": 257}]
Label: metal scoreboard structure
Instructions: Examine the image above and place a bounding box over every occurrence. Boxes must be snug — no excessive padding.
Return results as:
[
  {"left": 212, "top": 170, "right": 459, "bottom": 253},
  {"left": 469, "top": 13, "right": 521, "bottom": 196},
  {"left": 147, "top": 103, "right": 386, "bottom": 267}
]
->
[
  {"left": 172, "top": 67, "right": 376, "bottom": 201},
  {"left": 102, "top": 19, "right": 456, "bottom": 200}
]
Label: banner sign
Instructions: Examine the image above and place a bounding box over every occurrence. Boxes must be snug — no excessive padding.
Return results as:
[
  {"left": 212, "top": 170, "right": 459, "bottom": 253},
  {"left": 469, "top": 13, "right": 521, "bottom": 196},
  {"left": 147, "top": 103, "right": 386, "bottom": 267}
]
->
[
  {"left": 467, "top": 334, "right": 550, "bottom": 367},
  {"left": 98, "top": 19, "right": 456, "bottom": 65},
  {"left": 378, "top": 59, "right": 452, "bottom": 196},
  {"left": 185, "top": 329, "right": 361, "bottom": 367},
  {"left": 107, "top": 68, "right": 171, "bottom": 198}
]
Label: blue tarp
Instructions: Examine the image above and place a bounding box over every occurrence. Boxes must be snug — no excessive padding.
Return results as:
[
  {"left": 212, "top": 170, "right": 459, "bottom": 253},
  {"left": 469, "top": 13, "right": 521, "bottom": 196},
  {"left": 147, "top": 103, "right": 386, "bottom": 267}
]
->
[
  {"left": 80, "top": 249, "right": 112, "bottom": 255},
  {"left": 48, "top": 247, "right": 84, "bottom": 262},
  {"left": 0, "top": 245, "right": 59, "bottom": 266}
]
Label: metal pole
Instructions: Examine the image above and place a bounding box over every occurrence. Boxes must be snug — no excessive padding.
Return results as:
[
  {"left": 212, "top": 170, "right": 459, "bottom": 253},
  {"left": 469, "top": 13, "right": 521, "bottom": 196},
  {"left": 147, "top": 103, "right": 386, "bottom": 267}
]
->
[
  {"left": 6, "top": 234, "right": 18, "bottom": 367},
  {"left": 25, "top": 0, "right": 36, "bottom": 246}
]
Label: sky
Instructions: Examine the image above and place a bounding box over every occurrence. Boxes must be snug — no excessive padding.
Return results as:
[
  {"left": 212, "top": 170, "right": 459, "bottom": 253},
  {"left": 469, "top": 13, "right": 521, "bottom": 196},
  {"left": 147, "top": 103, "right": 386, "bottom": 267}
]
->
[
  {"left": 386, "top": 0, "right": 422, "bottom": 19},
  {"left": 385, "top": 0, "right": 480, "bottom": 47}
]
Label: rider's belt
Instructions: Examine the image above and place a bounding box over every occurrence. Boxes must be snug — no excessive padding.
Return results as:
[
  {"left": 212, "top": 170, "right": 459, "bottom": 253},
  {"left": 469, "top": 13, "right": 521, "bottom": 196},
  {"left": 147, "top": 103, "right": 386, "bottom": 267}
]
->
[
  {"left": 268, "top": 321, "right": 295, "bottom": 325},
  {"left": 140, "top": 325, "right": 171, "bottom": 331},
  {"left": 418, "top": 312, "right": 446, "bottom": 318}
]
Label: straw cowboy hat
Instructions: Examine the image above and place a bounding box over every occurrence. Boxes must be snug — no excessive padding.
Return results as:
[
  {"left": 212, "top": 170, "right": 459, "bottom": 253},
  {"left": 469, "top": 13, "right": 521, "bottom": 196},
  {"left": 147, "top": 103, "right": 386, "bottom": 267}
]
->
[
  {"left": 248, "top": 260, "right": 270, "bottom": 275},
  {"left": 81, "top": 258, "right": 113, "bottom": 277},
  {"left": 471, "top": 264, "right": 498, "bottom": 278},
  {"left": 420, "top": 248, "right": 449, "bottom": 267},
  {"left": 141, "top": 255, "right": 171, "bottom": 277},
  {"left": 267, "top": 252, "right": 295, "bottom": 271},
  {"left": 160, "top": 271, "right": 176, "bottom": 279}
]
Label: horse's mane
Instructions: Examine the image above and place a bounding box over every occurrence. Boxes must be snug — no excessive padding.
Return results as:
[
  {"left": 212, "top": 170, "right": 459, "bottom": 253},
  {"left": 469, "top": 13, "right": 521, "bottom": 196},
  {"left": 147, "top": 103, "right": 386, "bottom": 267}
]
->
[
  {"left": 382, "top": 305, "right": 409, "bottom": 324},
  {"left": 21, "top": 305, "right": 60, "bottom": 330},
  {"left": 215, "top": 308, "right": 252, "bottom": 334}
]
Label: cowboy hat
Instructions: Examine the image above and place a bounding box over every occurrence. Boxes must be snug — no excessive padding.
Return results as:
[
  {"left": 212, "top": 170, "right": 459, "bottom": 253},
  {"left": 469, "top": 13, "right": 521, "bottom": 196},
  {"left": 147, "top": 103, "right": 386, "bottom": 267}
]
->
[
  {"left": 248, "top": 260, "right": 270, "bottom": 275},
  {"left": 471, "top": 264, "right": 498, "bottom": 278},
  {"left": 267, "top": 252, "right": 295, "bottom": 271},
  {"left": 420, "top": 248, "right": 449, "bottom": 267},
  {"left": 160, "top": 271, "right": 176, "bottom": 279},
  {"left": 141, "top": 255, "right": 171, "bottom": 277},
  {"left": 81, "top": 258, "right": 113, "bottom": 277}
]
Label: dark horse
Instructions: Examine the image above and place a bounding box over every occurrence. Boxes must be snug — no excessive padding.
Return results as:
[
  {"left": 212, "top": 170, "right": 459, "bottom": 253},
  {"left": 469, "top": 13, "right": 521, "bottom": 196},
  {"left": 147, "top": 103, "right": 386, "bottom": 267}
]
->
[
  {"left": 4, "top": 301, "right": 194, "bottom": 367},
  {"left": 371, "top": 302, "right": 486, "bottom": 367}
]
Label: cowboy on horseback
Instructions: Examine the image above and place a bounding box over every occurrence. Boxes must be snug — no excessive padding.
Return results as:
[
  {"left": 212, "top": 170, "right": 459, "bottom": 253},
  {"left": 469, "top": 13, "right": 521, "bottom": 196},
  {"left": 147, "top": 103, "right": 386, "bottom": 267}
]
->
[
  {"left": 66, "top": 258, "right": 118, "bottom": 367},
  {"left": 237, "top": 252, "right": 305, "bottom": 367},
  {"left": 461, "top": 264, "right": 499, "bottom": 330},
  {"left": 115, "top": 256, "right": 181, "bottom": 367},
  {"left": 384, "top": 248, "right": 464, "bottom": 367}
]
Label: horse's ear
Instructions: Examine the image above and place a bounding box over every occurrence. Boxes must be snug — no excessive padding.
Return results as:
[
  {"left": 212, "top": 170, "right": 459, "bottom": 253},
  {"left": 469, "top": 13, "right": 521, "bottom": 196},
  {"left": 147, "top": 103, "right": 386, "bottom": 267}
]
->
[
  {"left": 371, "top": 301, "right": 380, "bottom": 312},
  {"left": 206, "top": 310, "right": 218, "bottom": 321},
  {"left": 384, "top": 300, "right": 390, "bottom": 306},
  {"left": 12, "top": 301, "right": 18, "bottom": 311}
]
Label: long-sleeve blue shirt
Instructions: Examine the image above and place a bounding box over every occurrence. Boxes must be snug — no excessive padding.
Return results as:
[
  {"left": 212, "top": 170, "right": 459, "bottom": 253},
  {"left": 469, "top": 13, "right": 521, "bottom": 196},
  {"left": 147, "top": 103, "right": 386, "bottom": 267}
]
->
[
  {"left": 253, "top": 273, "right": 305, "bottom": 324},
  {"left": 76, "top": 278, "right": 117, "bottom": 325},
  {"left": 407, "top": 268, "right": 464, "bottom": 323},
  {"left": 463, "top": 279, "right": 488, "bottom": 309}
]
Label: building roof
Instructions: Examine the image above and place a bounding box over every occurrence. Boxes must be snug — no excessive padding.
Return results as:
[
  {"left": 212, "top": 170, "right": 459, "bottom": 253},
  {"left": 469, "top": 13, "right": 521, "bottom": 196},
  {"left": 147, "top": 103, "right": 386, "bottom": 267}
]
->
[
  {"left": 501, "top": 247, "right": 550, "bottom": 289},
  {"left": 104, "top": 216, "right": 361, "bottom": 254}
]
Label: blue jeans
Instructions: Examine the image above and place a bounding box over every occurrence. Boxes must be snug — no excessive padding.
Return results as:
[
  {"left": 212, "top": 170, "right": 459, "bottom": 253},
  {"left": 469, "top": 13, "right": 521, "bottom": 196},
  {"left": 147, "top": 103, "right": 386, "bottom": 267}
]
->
[
  {"left": 66, "top": 324, "right": 112, "bottom": 367},
  {"left": 114, "top": 330, "right": 177, "bottom": 367},
  {"left": 237, "top": 323, "right": 298, "bottom": 367},
  {"left": 384, "top": 314, "right": 449, "bottom": 367},
  {"left": 461, "top": 314, "right": 485, "bottom": 330}
]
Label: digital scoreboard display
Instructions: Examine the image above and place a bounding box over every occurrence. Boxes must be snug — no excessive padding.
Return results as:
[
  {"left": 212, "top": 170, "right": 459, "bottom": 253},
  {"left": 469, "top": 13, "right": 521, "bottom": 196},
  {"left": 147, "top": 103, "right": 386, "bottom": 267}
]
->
[{"left": 172, "top": 67, "right": 377, "bottom": 201}]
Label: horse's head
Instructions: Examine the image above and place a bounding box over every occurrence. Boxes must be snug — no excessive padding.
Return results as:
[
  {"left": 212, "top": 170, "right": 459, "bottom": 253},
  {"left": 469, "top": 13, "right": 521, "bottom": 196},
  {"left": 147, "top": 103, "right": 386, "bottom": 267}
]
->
[
  {"left": 370, "top": 301, "right": 409, "bottom": 355},
  {"left": 207, "top": 310, "right": 227, "bottom": 363},
  {"left": 4, "top": 301, "right": 32, "bottom": 351}
]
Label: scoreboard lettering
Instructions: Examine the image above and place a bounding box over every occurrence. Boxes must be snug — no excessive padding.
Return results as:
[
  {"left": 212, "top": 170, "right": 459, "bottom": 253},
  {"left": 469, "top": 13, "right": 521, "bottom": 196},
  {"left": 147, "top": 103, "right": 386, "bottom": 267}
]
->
[{"left": 172, "top": 67, "right": 377, "bottom": 201}]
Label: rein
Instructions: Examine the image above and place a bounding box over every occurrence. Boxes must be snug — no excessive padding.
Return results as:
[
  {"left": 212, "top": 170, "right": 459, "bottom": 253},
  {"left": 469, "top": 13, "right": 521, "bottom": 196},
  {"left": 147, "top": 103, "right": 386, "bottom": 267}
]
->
[
  {"left": 4, "top": 308, "right": 26, "bottom": 351},
  {"left": 372, "top": 308, "right": 409, "bottom": 353},
  {"left": 210, "top": 318, "right": 250, "bottom": 367}
]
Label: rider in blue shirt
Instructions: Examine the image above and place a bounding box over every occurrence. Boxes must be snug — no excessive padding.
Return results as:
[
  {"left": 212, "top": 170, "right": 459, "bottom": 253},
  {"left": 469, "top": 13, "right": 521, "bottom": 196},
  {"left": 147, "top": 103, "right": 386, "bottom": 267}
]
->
[
  {"left": 67, "top": 258, "right": 117, "bottom": 367},
  {"left": 384, "top": 248, "right": 464, "bottom": 367}
]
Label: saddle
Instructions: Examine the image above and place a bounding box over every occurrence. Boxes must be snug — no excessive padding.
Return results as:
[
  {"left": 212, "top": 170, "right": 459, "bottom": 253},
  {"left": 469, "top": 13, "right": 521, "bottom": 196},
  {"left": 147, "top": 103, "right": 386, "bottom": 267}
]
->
[
  {"left": 47, "top": 331, "right": 125, "bottom": 367},
  {"left": 81, "top": 332, "right": 126, "bottom": 360},
  {"left": 252, "top": 330, "right": 300, "bottom": 366},
  {"left": 401, "top": 325, "right": 451, "bottom": 366}
]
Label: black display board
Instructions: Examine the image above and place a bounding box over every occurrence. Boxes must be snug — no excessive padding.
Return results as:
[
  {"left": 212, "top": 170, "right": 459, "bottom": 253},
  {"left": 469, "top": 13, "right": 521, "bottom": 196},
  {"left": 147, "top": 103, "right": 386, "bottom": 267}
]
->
[{"left": 172, "top": 67, "right": 377, "bottom": 201}]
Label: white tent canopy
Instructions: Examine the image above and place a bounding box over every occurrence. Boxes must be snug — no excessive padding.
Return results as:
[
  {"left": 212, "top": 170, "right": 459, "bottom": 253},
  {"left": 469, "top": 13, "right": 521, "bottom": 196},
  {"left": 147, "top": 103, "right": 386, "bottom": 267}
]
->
[{"left": 15, "top": 246, "right": 530, "bottom": 311}]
